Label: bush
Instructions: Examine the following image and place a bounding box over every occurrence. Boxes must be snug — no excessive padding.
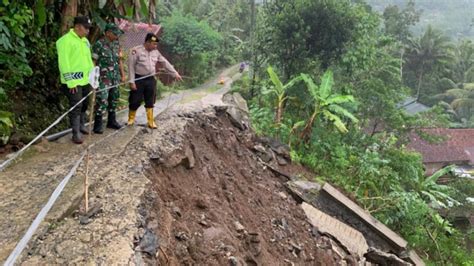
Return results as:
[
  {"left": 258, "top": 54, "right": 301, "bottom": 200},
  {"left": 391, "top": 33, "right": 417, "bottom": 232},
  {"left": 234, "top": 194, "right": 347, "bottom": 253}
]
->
[
  {"left": 248, "top": 67, "right": 473, "bottom": 264},
  {"left": 160, "top": 12, "right": 222, "bottom": 86},
  {"left": 0, "top": 111, "right": 13, "bottom": 145}
]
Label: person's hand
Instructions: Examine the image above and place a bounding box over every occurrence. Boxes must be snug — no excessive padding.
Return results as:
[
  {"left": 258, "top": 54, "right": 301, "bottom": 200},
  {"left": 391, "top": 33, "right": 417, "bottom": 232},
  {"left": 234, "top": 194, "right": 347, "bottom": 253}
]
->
[
  {"left": 130, "top": 83, "right": 137, "bottom": 91},
  {"left": 175, "top": 73, "right": 183, "bottom": 82},
  {"left": 121, "top": 75, "right": 126, "bottom": 83},
  {"left": 70, "top": 87, "right": 77, "bottom": 94}
]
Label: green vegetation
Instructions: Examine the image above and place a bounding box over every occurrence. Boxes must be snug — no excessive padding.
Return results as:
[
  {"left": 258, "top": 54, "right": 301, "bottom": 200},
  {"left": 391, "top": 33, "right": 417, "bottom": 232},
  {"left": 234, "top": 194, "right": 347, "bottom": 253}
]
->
[
  {"left": 0, "top": 111, "right": 13, "bottom": 145},
  {"left": 0, "top": 0, "right": 66, "bottom": 142},
  {"left": 231, "top": 0, "right": 474, "bottom": 264},
  {"left": 159, "top": 12, "right": 222, "bottom": 86}
]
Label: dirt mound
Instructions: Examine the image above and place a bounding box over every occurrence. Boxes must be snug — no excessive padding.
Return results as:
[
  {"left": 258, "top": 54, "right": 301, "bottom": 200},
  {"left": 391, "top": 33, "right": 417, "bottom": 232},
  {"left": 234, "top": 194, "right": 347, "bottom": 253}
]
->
[{"left": 140, "top": 106, "right": 353, "bottom": 265}]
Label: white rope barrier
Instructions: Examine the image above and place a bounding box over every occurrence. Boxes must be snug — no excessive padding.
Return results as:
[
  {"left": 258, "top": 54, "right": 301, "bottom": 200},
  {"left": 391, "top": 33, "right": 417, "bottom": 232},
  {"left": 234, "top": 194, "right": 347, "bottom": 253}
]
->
[
  {"left": 3, "top": 122, "right": 131, "bottom": 266},
  {"left": 3, "top": 152, "right": 86, "bottom": 266},
  {"left": 0, "top": 71, "right": 178, "bottom": 172}
]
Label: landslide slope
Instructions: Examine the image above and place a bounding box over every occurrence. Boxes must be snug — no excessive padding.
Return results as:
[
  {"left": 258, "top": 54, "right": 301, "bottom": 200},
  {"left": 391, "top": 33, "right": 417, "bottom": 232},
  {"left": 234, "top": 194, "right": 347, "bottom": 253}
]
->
[{"left": 22, "top": 95, "right": 356, "bottom": 265}]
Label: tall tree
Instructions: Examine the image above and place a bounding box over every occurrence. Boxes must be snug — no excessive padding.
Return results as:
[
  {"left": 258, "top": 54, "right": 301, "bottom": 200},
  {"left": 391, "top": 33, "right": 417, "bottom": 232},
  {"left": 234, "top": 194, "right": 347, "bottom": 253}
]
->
[
  {"left": 433, "top": 83, "right": 474, "bottom": 123},
  {"left": 450, "top": 39, "right": 474, "bottom": 84},
  {"left": 256, "top": 0, "right": 361, "bottom": 79},
  {"left": 382, "top": 0, "right": 420, "bottom": 44},
  {"left": 405, "top": 26, "right": 452, "bottom": 100}
]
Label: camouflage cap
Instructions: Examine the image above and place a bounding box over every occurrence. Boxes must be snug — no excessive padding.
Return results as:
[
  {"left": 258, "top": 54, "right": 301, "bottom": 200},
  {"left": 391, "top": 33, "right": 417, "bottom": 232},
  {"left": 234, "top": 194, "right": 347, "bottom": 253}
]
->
[{"left": 105, "top": 23, "right": 124, "bottom": 36}]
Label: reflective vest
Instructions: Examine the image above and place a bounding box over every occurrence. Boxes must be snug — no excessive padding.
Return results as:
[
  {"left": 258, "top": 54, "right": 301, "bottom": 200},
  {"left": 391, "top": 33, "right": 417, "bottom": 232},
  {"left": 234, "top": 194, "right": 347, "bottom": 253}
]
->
[{"left": 56, "top": 29, "right": 94, "bottom": 88}]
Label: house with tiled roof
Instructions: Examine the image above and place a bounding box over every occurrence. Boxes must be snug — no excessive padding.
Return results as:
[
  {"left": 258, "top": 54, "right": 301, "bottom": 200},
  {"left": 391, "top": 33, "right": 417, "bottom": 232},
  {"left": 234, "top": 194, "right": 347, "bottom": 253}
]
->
[{"left": 408, "top": 128, "right": 474, "bottom": 175}]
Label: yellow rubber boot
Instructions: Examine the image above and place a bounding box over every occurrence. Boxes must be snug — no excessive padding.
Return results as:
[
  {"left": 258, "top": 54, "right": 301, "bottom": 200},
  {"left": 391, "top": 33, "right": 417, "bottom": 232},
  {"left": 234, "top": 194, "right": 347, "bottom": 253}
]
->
[
  {"left": 127, "top": 110, "right": 136, "bottom": 126},
  {"left": 146, "top": 108, "right": 157, "bottom": 129}
]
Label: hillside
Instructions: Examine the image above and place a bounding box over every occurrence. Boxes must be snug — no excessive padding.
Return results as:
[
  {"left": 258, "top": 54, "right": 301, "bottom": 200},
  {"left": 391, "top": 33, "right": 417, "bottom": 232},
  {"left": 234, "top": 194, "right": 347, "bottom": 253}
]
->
[{"left": 366, "top": 0, "right": 474, "bottom": 39}]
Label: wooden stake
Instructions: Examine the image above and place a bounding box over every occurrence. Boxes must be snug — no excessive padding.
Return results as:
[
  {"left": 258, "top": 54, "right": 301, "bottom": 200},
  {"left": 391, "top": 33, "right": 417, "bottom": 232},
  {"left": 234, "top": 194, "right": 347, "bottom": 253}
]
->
[
  {"left": 84, "top": 88, "right": 97, "bottom": 213},
  {"left": 84, "top": 148, "right": 90, "bottom": 213}
]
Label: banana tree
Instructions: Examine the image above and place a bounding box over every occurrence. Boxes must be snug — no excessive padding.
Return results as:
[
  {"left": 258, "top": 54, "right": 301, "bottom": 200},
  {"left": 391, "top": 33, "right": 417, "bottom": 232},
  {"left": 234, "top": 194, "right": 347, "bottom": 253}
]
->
[
  {"left": 299, "top": 71, "right": 358, "bottom": 141},
  {"left": 411, "top": 165, "right": 459, "bottom": 209},
  {"left": 263, "top": 66, "right": 302, "bottom": 125}
]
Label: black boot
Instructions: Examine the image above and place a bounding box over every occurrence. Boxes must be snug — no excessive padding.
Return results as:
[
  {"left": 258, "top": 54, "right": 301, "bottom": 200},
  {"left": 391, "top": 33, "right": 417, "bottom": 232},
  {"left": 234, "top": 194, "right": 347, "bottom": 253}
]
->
[
  {"left": 93, "top": 114, "right": 104, "bottom": 134},
  {"left": 107, "top": 111, "right": 122, "bottom": 129},
  {"left": 80, "top": 112, "right": 90, "bottom": 135},
  {"left": 71, "top": 115, "right": 83, "bottom": 144}
]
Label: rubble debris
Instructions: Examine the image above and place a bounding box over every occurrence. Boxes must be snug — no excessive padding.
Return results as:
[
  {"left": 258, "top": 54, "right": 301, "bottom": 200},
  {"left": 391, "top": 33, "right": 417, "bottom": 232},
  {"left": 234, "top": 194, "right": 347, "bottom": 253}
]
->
[
  {"left": 137, "top": 229, "right": 158, "bottom": 256},
  {"left": 365, "top": 247, "right": 411, "bottom": 266},
  {"left": 234, "top": 221, "right": 245, "bottom": 233}
]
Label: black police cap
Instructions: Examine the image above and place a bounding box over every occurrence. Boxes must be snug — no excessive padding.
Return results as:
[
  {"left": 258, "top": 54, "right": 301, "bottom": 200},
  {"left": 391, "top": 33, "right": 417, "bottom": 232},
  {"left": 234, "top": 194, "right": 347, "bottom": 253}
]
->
[
  {"left": 73, "top": 16, "right": 92, "bottom": 29},
  {"left": 145, "top": 33, "right": 159, "bottom": 43}
]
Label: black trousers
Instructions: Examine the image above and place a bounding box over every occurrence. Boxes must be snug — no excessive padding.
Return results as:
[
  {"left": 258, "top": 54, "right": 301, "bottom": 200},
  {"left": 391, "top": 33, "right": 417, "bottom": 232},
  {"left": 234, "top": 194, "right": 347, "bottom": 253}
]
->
[
  {"left": 129, "top": 75, "right": 156, "bottom": 111},
  {"left": 61, "top": 84, "right": 91, "bottom": 123}
]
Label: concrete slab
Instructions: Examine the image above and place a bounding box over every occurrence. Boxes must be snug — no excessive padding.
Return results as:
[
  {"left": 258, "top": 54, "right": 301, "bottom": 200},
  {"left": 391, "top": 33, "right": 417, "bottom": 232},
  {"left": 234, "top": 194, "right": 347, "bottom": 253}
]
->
[
  {"left": 301, "top": 202, "right": 369, "bottom": 258},
  {"left": 407, "top": 250, "right": 425, "bottom": 266},
  {"left": 322, "top": 183, "right": 408, "bottom": 250},
  {"left": 289, "top": 180, "right": 423, "bottom": 265}
]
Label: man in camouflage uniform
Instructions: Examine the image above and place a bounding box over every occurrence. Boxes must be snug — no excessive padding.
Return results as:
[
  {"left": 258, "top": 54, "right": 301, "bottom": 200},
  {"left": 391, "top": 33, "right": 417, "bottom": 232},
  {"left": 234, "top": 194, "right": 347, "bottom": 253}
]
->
[{"left": 92, "top": 23, "right": 125, "bottom": 134}]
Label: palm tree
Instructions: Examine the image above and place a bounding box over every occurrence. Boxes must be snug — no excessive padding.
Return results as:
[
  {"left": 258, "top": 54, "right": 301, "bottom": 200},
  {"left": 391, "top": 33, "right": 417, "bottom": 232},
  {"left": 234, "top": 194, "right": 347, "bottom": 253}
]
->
[
  {"left": 429, "top": 40, "right": 474, "bottom": 124},
  {"left": 433, "top": 82, "right": 474, "bottom": 122},
  {"left": 406, "top": 26, "right": 452, "bottom": 100},
  {"left": 451, "top": 39, "right": 474, "bottom": 84}
]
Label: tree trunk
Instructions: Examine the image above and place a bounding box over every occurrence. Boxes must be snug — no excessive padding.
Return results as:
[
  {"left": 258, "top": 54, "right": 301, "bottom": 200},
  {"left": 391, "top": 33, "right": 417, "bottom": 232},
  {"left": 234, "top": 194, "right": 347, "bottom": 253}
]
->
[
  {"left": 275, "top": 98, "right": 284, "bottom": 124},
  {"left": 300, "top": 111, "right": 318, "bottom": 142},
  {"left": 400, "top": 48, "right": 404, "bottom": 81},
  {"left": 148, "top": 0, "right": 156, "bottom": 23},
  {"left": 416, "top": 64, "right": 424, "bottom": 101},
  {"left": 60, "top": 0, "right": 78, "bottom": 35}
]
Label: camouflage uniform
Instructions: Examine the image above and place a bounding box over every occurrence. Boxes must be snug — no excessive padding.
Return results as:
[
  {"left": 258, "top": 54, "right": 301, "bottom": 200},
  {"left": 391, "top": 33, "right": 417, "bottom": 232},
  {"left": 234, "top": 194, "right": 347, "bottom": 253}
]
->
[{"left": 92, "top": 38, "right": 122, "bottom": 116}]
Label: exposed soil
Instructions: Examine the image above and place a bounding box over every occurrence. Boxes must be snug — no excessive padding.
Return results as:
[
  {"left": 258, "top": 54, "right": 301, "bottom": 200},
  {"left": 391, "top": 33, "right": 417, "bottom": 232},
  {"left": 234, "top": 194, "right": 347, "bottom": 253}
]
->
[{"left": 140, "top": 106, "right": 351, "bottom": 265}]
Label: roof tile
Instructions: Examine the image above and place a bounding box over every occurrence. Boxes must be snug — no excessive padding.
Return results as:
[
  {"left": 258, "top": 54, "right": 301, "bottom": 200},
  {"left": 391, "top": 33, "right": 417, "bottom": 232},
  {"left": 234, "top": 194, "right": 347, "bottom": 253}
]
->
[{"left": 408, "top": 129, "right": 474, "bottom": 164}]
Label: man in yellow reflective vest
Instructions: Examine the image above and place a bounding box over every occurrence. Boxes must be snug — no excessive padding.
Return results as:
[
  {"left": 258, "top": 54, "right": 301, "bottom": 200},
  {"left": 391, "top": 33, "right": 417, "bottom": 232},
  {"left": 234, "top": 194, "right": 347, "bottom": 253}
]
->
[{"left": 56, "top": 16, "right": 94, "bottom": 144}]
